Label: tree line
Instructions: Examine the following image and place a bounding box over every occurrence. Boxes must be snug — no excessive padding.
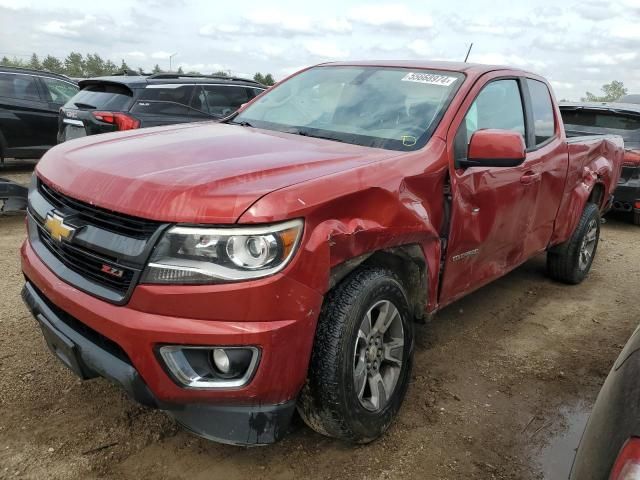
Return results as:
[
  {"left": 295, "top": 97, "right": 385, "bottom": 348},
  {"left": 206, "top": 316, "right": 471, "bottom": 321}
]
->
[
  {"left": 0, "top": 52, "right": 276, "bottom": 85},
  {"left": 581, "top": 80, "right": 627, "bottom": 102}
]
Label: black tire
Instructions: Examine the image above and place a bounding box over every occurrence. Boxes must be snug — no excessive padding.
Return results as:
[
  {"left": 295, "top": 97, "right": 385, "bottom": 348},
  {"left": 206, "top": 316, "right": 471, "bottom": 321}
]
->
[
  {"left": 547, "top": 203, "right": 600, "bottom": 284},
  {"left": 298, "top": 267, "right": 414, "bottom": 443},
  {"left": 633, "top": 209, "right": 640, "bottom": 226}
]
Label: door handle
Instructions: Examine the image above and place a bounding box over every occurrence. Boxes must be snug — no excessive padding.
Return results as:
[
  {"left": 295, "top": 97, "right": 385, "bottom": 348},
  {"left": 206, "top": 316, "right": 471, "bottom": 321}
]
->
[{"left": 520, "top": 171, "right": 541, "bottom": 185}]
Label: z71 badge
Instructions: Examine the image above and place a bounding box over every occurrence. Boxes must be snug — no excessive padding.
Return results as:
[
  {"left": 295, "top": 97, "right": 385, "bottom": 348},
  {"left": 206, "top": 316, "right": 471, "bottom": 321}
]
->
[{"left": 101, "top": 264, "right": 124, "bottom": 278}]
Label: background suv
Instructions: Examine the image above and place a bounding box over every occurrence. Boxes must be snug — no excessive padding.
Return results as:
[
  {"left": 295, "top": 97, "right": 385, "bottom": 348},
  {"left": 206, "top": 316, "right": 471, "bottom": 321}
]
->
[
  {"left": 0, "top": 66, "right": 78, "bottom": 164},
  {"left": 58, "top": 73, "right": 266, "bottom": 142}
]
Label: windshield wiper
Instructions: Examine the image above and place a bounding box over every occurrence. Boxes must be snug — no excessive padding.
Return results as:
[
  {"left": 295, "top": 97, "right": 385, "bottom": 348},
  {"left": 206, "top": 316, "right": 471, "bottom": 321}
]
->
[
  {"left": 73, "top": 102, "right": 96, "bottom": 109},
  {"left": 284, "top": 127, "right": 349, "bottom": 144},
  {"left": 228, "top": 120, "right": 254, "bottom": 127}
]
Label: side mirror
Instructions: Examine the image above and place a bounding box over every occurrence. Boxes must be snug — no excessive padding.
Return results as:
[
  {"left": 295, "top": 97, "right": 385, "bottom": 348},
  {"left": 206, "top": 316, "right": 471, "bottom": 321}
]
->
[{"left": 458, "top": 129, "right": 526, "bottom": 169}]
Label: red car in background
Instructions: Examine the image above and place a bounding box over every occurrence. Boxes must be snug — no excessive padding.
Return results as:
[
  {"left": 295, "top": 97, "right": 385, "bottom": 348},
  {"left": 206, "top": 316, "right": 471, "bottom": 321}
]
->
[{"left": 21, "top": 61, "right": 624, "bottom": 445}]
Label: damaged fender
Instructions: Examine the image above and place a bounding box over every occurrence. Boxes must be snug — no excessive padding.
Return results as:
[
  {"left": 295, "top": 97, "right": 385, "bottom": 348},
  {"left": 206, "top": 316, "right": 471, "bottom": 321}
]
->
[{"left": 239, "top": 138, "right": 451, "bottom": 315}]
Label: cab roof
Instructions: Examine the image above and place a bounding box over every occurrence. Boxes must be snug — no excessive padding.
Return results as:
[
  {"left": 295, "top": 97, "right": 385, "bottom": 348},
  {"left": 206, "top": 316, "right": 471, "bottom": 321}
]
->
[{"left": 323, "top": 60, "right": 527, "bottom": 75}]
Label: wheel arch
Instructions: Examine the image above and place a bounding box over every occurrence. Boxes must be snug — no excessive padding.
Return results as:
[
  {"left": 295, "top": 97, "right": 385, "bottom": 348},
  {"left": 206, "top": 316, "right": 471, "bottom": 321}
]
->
[
  {"left": 588, "top": 182, "right": 606, "bottom": 209},
  {"left": 329, "top": 244, "right": 428, "bottom": 322},
  {"left": 549, "top": 179, "right": 604, "bottom": 248}
]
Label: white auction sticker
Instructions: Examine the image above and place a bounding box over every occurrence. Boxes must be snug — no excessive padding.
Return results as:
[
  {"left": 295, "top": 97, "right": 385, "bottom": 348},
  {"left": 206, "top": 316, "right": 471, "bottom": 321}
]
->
[{"left": 401, "top": 72, "right": 458, "bottom": 86}]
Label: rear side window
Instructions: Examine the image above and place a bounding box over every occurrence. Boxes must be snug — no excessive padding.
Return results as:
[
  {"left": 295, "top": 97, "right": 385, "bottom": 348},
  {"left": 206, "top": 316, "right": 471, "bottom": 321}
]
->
[
  {"left": 526, "top": 79, "right": 555, "bottom": 146},
  {"left": 0, "top": 73, "right": 41, "bottom": 101},
  {"left": 454, "top": 79, "right": 526, "bottom": 161},
  {"left": 66, "top": 83, "right": 133, "bottom": 110},
  {"left": 131, "top": 85, "right": 194, "bottom": 116},
  {"left": 202, "top": 85, "right": 251, "bottom": 116},
  {"left": 42, "top": 77, "right": 78, "bottom": 104}
]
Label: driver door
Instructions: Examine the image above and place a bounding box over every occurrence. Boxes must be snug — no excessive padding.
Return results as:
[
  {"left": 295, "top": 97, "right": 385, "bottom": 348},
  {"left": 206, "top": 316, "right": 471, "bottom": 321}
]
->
[{"left": 438, "top": 76, "right": 541, "bottom": 305}]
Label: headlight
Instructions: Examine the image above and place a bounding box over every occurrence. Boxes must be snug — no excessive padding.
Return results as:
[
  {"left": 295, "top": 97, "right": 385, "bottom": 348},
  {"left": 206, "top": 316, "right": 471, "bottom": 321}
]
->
[{"left": 141, "top": 219, "right": 303, "bottom": 284}]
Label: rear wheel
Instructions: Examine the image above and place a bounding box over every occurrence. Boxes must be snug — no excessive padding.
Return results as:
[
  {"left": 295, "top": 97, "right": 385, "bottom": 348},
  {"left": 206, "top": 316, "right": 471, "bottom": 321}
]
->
[
  {"left": 633, "top": 209, "right": 640, "bottom": 226},
  {"left": 547, "top": 203, "right": 600, "bottom": 284},
  {"left": 298, "top": 267, "right": 414, "bottom": 443}
]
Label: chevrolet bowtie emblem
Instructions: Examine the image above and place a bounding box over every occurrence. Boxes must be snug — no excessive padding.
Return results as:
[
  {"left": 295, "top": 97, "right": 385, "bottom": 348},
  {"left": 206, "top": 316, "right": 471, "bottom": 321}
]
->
[{"left": 44, "top": 213, "right": 76, "bottom": 242}]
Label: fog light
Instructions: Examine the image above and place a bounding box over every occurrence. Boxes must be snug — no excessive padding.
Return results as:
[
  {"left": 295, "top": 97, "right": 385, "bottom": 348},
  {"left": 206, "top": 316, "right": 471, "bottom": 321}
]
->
[
  {"left": 212, "top": 348, "right": 230, "bottom": 374},
  {"left": 159, "top": 345, "right": 260, "bottom": 389}
]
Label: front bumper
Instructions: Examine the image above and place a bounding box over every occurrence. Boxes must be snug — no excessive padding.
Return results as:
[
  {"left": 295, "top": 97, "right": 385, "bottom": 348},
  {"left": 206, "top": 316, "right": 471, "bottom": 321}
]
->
[
  {"left": 21, "top": 238, "right": 323, "bottom": 444},
  {"left": 22, "top": 282, "right": 296, "bottom": 444}
]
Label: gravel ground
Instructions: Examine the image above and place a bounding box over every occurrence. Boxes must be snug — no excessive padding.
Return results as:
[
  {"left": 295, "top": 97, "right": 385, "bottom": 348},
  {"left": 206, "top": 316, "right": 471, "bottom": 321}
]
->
[{"left": 1, "top": 163, "right": 639, "bottom": 479}]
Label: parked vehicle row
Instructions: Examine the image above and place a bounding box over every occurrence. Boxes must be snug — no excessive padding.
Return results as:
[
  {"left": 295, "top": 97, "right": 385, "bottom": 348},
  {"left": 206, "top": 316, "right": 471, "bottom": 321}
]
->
[
  {"left": 0, "top": 66, "right": 265, "bottom": 163},
  {"left": 0, "top": 67, "right": 78, "bottom": 163},
  {"left": 20, "top": 61, "right": 624, "bottom": 446},
  {"left": 58, "top": 73, "right": 266, "bottom": 142}
]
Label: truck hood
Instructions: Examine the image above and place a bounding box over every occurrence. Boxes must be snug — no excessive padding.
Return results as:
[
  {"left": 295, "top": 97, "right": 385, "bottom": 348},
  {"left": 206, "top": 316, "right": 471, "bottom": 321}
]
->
[{"left": 37, "top": 122, "right": 402, "bottom": 223}]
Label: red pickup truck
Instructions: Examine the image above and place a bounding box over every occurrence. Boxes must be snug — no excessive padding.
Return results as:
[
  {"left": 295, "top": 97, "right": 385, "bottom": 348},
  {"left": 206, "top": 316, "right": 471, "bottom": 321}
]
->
[{"left": 21, "top": 61, "right": 623, "bottom": 445}]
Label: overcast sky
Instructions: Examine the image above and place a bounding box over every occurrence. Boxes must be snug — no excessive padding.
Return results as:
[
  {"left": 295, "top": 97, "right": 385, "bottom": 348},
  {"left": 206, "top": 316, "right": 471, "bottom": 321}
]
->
[{"left": 1, "top": 0, "right": 639, "bottom": 99}]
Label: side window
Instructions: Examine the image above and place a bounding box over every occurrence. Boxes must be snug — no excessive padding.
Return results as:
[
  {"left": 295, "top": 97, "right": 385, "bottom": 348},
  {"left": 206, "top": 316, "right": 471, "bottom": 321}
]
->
[
  {"left": 130, "top": 85, "right": 194, "bottom": 116},
  {"left": 0, "top": 73, "right": 41, "bottom": 101},
  {"left": 41, "top": 77, "right": 78, "bottom": 104},
  {"left": 454, "top": 79, "right": 525, "bottom": 161},
  {"left": 202, "top": 86, "right": 251, "bottom": 117},
  {"left": 526, "top": 79, "right": 555, "bottom": 146},
  {"left": 251, "top": 88, "right": 265, "bottom": 98},
  {"left": 0, "top": 73, "right": 13, "bottom": 98}
]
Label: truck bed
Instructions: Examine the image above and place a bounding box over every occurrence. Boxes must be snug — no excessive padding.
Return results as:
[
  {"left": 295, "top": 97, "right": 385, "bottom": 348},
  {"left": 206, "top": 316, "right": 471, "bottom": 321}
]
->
[{"left": 565, "top": 133, "right": 625, "bottom": 144}]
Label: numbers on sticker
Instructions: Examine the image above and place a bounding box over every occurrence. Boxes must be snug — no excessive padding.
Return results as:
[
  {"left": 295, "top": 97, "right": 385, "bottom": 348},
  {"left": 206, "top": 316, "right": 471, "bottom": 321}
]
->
[{"left": 401, "top": 73, "right": 458, "bottom": 86}]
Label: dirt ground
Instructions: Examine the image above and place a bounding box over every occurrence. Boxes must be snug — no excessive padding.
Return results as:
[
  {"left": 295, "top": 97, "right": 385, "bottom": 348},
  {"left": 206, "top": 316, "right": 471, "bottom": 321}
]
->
[{"left": 1, "top": 161, "right": 639, "bottom": 479}]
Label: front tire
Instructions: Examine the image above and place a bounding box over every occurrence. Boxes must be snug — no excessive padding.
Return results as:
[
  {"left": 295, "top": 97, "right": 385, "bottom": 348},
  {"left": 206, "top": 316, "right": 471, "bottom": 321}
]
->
[
  {"left": 298, "top": 267, "right": 414, "bottom": 443},
  {"left": 547, "top": 203, "right": 600, "bottom": 284}
]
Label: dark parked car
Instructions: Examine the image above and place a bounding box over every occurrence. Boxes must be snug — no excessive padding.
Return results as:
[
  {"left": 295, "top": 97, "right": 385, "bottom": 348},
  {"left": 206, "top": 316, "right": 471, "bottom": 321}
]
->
[
  {"left": 561, "top": 102, "right": 640, "bottom": 225},
  {"left": 58, "top": 73, "right": 266, "bottom": 142},
  {"left": 0, "top": 67, "right": 78, "bottom": 164},
  {"left": 570, "top": 324, "right": 640, "bottom": 480}
]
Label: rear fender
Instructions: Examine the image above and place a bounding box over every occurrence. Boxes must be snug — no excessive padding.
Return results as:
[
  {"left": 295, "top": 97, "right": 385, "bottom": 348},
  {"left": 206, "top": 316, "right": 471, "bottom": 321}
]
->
[{"left": 550, "top": 154, "right": 614, "bottom": 247}]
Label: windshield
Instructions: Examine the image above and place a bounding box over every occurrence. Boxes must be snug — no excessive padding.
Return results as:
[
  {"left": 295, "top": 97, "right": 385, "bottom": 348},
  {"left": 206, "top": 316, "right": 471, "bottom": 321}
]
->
[{"left": 234, "top": 66, "right": 464, "bottom": 151}]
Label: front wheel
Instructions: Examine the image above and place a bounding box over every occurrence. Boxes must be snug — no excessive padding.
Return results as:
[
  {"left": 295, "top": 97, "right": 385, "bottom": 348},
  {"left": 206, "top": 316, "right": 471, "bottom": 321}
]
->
[
  {"left": 547, "top": 203, "right": 600, "bottom": 284},
  {"left": 298, "top": 267, "right": 414, "bottom": 443}
]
